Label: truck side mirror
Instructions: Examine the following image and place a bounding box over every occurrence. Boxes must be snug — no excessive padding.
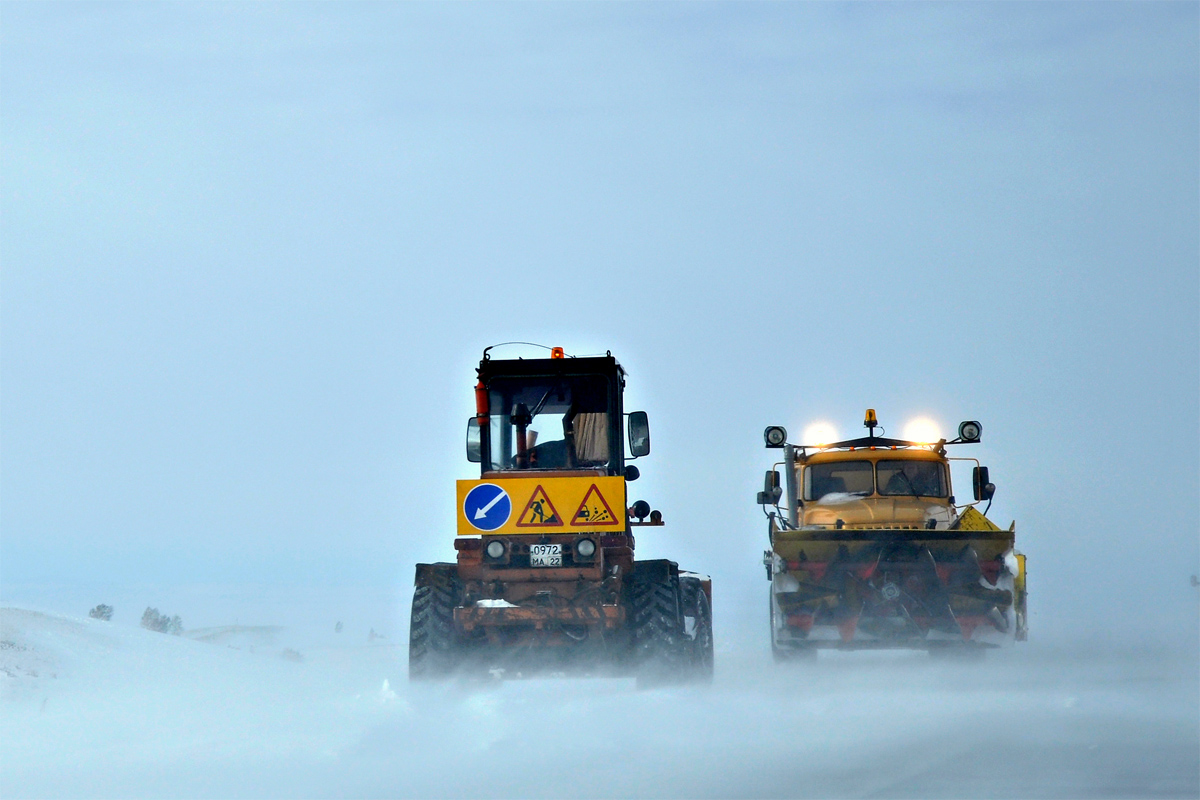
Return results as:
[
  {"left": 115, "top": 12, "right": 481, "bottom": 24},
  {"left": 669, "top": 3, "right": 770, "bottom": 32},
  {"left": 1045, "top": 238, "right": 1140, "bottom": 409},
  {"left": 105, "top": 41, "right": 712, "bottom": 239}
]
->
[
  {"left": 972, "top": 466, "right": 995, "bottom": 502},
  {"left": 628, "top": 411, "right": 650, "bottom": 457},
  {"left": 466, "top": 417, "right": 482, "bottom": 463},
  {"left": 757, "top": 469, "right": 782, "bottom": 505}
]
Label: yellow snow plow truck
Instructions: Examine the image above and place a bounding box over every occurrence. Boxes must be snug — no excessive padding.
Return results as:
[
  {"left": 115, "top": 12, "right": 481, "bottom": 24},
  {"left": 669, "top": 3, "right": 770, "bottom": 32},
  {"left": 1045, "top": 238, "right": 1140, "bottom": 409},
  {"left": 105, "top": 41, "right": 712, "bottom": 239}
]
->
[
  {"left": 758, "top": 411, "right": 1027, "bottom": 657},
  {"left": 409, "top": 346, "right": 712, "bottom": 683}
]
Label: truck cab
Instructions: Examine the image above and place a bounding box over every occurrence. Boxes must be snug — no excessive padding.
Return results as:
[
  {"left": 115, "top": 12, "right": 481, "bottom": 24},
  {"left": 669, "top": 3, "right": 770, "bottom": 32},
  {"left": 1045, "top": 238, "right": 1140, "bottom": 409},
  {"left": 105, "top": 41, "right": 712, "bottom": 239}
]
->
[{"left": 797, "top": 448, "right": 956, "bottom": 530}]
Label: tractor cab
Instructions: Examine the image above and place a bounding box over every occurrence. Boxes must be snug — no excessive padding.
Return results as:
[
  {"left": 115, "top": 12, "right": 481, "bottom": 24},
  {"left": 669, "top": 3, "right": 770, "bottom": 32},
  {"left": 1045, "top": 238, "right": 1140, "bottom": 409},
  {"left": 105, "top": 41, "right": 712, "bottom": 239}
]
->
[{"left": 467, "top": 350, "right": 650, "bottom": 478}]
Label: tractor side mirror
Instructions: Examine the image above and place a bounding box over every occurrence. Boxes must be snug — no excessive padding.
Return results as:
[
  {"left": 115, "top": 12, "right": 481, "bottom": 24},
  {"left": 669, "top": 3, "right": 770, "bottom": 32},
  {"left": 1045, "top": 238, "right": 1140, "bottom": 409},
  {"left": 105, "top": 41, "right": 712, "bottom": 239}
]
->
[
  {"left": 466, "top": 417, "right": 482, "bottom": 463},
  {"left": 972, "top": 466, "right": 995, "bottom": 502},
  {"left": 628, "top": 411, "right": 650, "bottom": 457},
  {"left": 757, "top": 469, "right": 782, "bottom": 505}
]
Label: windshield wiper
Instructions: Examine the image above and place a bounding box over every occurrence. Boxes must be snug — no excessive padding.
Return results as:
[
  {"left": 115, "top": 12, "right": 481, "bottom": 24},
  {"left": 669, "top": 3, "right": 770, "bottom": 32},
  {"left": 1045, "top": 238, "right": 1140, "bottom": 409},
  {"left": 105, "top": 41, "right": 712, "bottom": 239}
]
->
[{"left": 895, "top": 473, "right": 920, "bottom": 497}]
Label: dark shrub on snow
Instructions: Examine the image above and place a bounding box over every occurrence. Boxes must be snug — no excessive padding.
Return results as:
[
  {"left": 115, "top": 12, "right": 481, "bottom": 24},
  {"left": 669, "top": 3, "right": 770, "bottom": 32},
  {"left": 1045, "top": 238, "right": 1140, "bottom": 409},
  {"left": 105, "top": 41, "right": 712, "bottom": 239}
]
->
[{"left": 140, "top": 607, "right": 183, "bottom": 635}]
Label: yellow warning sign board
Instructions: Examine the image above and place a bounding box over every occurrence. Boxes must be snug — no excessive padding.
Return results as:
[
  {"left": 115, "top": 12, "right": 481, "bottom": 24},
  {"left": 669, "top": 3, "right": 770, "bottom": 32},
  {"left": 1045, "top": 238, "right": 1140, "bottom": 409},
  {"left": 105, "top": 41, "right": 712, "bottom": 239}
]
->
[{"left": 456, "top": 476, "right": 626, "bottom": 535}]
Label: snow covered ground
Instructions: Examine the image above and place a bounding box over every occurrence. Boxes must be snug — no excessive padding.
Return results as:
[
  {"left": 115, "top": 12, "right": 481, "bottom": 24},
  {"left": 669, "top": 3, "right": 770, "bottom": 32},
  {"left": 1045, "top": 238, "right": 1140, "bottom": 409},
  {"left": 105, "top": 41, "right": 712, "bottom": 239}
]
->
[{"left": 2, "top": 601, "right": 1196, "bottom": 799}]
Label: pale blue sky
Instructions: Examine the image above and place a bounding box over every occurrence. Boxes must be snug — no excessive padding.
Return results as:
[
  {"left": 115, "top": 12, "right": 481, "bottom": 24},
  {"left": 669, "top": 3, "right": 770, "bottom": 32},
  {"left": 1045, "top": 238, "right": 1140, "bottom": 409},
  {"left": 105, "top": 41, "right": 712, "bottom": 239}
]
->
[{"left": 3, "top": 3, "right": 1197, "bottom": 640}]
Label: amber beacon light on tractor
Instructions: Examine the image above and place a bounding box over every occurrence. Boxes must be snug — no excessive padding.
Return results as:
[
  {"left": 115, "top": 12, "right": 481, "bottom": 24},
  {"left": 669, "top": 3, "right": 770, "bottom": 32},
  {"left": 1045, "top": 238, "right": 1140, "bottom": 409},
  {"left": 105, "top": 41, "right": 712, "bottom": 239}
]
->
[
  {"left": 758, "top": 409, "right": 1027, "bottom": 658},
  {"left": 409, "top": 344, "right": 712, "bottom": 684}
]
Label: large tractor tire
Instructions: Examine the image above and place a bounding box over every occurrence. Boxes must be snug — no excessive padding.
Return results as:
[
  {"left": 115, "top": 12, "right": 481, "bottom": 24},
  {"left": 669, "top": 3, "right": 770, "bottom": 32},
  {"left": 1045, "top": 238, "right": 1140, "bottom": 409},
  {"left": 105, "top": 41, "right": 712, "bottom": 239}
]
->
[
  {"left": 680, "top": 576, "right": 714, "bottom": 684},
  {"left": 408, "top": 564, "right": 463, "bottom": 680},
  {"left": 629, "top": 563, "right": 687, "bottom": 688}
]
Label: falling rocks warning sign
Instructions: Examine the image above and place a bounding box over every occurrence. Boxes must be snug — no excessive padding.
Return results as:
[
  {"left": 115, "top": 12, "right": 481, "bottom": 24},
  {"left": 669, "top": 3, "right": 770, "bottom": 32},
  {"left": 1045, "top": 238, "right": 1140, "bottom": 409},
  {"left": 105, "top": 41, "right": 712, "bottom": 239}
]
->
[{"left": 570, "top": 483, "right": 619, "bottom": 526}]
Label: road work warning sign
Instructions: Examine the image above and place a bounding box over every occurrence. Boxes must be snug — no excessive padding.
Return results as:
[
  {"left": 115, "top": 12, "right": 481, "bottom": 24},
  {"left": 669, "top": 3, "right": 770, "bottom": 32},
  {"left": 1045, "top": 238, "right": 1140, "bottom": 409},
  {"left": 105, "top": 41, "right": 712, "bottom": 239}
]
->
[
  {"left": 515, "top": 485, "right": 562, "bottom": 528},
  {"left": 457, "top": 476, "right": 626, "bottom": 535}
]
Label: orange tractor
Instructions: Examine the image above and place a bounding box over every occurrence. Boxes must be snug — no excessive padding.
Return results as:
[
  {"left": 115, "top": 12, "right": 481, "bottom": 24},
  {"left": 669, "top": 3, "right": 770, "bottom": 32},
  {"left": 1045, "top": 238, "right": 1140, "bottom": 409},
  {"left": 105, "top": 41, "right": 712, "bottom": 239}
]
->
[{"left": 409, "top": 346, "right": 712, "bottom": 683}]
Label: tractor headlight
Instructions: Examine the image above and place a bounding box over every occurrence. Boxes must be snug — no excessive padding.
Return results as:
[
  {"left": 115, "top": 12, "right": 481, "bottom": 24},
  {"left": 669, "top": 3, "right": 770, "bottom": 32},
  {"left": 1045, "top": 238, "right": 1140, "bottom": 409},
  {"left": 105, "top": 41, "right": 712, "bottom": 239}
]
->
[
  {"left": 576, "top": 538, "right": 596, "bottom": 559},
  {"left": 485, "top": 540, "right": 506, "bottom": 559},
  {"left": 958, "top": 420, "right": 982, "bottom": 443},
  {"left": 764, "top": 426, "right": 788, "bottom": 448}
]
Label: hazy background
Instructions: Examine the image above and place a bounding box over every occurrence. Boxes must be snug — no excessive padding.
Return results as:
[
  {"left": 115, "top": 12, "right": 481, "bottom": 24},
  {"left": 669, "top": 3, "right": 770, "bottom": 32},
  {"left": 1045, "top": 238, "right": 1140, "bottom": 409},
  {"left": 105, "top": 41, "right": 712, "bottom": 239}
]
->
[{"left": 3, "top": 2, "right": 1197, "bottom": 661}]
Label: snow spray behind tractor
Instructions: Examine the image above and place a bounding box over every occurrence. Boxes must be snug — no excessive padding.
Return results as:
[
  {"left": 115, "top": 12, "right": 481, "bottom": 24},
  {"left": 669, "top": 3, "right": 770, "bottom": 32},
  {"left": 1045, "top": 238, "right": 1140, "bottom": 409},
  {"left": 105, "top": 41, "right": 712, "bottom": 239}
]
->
[{"left": 409, "top": 346, "right": 712, "bottom": 684}]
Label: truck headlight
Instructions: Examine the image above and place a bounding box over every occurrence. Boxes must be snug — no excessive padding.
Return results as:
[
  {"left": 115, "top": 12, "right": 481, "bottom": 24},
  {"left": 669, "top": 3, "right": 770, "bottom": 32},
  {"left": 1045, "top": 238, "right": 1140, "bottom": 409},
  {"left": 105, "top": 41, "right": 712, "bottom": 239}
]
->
[{"left": 485, "top": 540, "right": 505, "bottom": 559}]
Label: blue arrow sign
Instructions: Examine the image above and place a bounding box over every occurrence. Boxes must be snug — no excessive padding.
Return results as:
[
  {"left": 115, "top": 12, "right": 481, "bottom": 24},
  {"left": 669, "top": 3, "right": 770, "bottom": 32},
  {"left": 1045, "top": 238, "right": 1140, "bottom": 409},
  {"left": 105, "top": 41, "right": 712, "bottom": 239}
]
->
[{"left": 463, "top": 483, "right": 511, "bottom": 531}]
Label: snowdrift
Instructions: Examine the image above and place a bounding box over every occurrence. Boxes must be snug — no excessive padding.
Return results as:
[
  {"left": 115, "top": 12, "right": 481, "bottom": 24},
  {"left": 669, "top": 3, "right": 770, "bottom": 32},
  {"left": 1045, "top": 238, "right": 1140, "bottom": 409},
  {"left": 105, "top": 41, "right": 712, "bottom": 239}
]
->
[{"left": 2, "top": 605, "right": 1196, "bottom": 799}]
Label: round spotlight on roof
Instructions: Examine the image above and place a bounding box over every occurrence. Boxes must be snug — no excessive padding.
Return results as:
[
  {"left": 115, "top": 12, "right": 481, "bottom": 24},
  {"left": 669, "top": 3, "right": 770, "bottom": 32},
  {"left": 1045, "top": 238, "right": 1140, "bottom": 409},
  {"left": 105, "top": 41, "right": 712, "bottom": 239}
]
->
[
  {"left": 958, "top": 420, "right": 982, "bottom": 443},
  {"left": 485, "top": 540, "right": 506, "bottom": 559},
  {"left": 763, "top": 426, "right": 788, "bottom": 448}
]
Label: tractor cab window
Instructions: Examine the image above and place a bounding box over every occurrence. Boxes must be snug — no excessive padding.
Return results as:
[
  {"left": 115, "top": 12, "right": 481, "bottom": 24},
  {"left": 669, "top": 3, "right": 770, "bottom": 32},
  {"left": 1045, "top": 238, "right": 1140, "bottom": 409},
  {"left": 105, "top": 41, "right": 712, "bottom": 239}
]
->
[
  {"left": 487, "top": 375, "right": 612, "bottom": 471},
  {"left": 804, "top": 460, "right": 873, "bottom": 501},
  {"left": 876, "top": 460, "right": 947, "bottom": 498}
]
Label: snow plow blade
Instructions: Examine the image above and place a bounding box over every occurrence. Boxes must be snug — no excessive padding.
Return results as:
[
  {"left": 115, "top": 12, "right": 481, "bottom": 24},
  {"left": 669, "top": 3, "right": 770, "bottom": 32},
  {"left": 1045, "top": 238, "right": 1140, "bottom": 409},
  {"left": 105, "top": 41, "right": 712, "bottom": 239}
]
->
[{"left": 770, "top": 525, "right": 1026, "bottom": 650}]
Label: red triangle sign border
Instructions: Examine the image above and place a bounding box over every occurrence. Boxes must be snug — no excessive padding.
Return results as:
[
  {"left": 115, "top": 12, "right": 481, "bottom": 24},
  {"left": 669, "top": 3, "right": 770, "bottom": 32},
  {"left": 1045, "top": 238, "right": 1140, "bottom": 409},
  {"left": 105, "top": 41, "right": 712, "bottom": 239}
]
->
[
  {"left": 570, "top": 483, "right": 620, "bottom": 527},
  {"left": 515, "top": 484, "right": 564, "bottom": 527}
]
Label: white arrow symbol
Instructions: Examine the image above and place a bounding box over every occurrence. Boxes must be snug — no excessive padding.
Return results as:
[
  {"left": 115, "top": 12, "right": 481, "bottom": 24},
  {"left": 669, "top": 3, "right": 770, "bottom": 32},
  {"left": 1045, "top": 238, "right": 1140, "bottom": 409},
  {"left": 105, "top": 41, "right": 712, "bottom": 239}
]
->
[{"left": 474, "top": 490, "right": 506, "bottom": 520}]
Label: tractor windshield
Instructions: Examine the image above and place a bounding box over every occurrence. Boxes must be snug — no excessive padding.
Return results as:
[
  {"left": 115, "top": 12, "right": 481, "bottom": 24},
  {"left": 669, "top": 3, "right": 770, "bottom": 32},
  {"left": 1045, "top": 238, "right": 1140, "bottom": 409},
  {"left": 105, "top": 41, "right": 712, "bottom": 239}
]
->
[
  {"left": 487, "top": 374, "right": 612, "bottom": 471},
  {"left": 876, "top": 459, "right": 947, "bottom": 497}
]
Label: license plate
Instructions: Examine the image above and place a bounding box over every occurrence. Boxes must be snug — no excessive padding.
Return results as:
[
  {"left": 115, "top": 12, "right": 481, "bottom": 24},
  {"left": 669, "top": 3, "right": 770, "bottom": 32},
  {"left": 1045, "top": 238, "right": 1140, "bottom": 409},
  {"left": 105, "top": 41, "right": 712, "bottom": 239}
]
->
[{"left": 529, "top": 544, "right": 562, "bottom": 567}]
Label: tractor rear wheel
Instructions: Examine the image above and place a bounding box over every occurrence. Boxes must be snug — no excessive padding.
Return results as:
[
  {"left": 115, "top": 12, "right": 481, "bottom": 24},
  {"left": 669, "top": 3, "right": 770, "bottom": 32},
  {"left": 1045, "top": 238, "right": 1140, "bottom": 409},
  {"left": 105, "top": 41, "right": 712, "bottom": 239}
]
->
[
  {"left": 408, "top": 566, "right": 463, "bottom": 680},
  {"left": 629, "top": 568, "right": 686, "bottom": 687}
]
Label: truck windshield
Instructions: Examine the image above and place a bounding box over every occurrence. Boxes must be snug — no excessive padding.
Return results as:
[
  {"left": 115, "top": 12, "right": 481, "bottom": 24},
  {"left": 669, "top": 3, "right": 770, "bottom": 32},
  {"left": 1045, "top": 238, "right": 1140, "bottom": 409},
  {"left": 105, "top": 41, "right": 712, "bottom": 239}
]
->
[
  {"left": 804, "top": 460, "right": 873, "bottom": 500},
  {"left": 487, "top": 375, "right": 611, "bottom": 471},
  {"left": 876, "top": 460, "right": 947, "bottom": 497}
]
